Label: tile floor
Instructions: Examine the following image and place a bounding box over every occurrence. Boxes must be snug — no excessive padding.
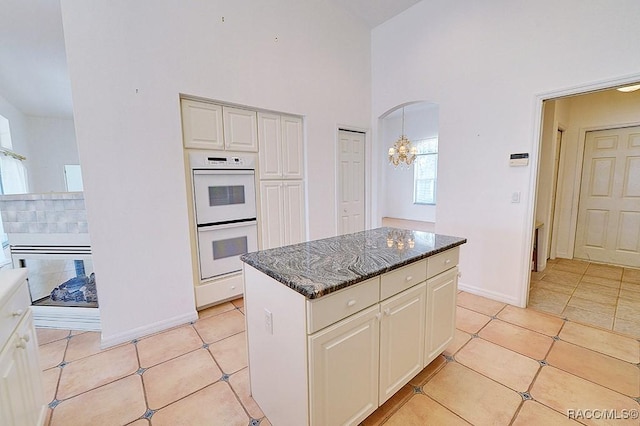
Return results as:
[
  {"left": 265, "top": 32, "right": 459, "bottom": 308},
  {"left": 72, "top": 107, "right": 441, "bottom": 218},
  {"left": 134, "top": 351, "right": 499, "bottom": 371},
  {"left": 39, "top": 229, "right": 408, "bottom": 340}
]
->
[
  {"left": 529, "top": 258, "right": 640, "bottom": 338},
  {"left": 37, "top": 292, "right": 640, "bottom": 425}
]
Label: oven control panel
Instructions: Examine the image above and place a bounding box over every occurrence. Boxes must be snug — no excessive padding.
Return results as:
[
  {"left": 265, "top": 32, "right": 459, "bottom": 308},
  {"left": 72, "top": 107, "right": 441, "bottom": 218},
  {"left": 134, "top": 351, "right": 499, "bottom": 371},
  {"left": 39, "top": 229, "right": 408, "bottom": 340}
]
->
[
  {"left": 189, "top": 152, "right": 256, "bottom": 169},
  {"left": 205, "top": 156, "right": 244, "bottom": 166}
]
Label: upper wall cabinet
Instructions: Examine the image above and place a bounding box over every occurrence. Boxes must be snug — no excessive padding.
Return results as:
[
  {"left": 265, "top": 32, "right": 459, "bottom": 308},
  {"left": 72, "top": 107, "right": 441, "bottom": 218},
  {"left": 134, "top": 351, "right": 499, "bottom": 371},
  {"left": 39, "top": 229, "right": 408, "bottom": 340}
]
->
[
  {"left": 258, "top": 113, "right": 304, "bottom": 180},
  {"left": 181, "top": 99, "right": 224, "bottom": 150},
  {"left": 181, "top": 100, "right": 258, "bottom": 152}
]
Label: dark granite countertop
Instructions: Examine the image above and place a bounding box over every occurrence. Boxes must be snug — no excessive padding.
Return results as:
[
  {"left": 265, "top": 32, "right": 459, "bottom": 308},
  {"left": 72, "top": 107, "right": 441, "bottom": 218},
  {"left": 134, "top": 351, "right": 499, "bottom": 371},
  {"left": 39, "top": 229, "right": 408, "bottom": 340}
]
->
[{"left": 241, "top": 227, "right": 466, "bottom": 299}]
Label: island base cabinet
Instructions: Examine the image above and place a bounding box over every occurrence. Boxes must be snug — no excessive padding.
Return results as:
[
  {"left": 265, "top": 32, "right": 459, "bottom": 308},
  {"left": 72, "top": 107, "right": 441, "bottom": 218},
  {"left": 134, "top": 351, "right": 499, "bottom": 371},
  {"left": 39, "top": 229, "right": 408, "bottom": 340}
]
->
[
  {"left": 425, "top": 267, "right": 458, "bottom": 365},
  {"left": 308, "top": 306, "right": 380, "bottom": 426}
]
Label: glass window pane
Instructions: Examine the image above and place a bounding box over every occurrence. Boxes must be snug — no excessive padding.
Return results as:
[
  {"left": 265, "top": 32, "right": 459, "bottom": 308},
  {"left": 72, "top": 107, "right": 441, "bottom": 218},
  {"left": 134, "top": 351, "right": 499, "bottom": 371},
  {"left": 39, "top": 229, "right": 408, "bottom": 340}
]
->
[
  {"left": 212, "top": 236, "right": 248, "bottom": 260},
  {"left": 208, "top": 185, "right": 245, "bottom": 206}
]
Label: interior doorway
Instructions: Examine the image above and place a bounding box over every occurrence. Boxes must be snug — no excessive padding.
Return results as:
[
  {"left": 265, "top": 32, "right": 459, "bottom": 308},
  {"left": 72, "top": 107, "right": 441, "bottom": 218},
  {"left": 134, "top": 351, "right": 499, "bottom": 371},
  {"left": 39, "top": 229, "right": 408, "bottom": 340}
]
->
[{"left": 337, "top": 129, "right": 366, "bottom": 235}]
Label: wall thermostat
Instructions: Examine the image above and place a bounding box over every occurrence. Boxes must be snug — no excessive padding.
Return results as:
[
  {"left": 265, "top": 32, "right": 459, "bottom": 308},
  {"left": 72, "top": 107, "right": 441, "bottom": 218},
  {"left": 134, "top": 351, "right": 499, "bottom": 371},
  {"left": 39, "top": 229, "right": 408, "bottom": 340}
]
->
[{"left": 509, "top": 153, "right": 529, "bottom": 166}]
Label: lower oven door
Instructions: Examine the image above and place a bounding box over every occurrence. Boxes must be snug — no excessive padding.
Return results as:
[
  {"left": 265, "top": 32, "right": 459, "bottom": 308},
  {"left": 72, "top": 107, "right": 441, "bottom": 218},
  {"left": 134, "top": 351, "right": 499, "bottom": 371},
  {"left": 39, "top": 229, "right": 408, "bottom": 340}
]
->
[{"left": 197, "top": 221, "right": 258, "bottom": 281}]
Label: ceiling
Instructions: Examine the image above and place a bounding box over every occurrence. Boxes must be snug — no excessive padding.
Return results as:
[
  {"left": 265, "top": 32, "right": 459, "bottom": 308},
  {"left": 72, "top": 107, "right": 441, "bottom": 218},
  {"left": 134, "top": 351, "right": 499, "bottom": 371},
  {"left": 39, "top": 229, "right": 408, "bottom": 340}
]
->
[{"left": 0, "top": 0, "right": 421, "bottom": 120}]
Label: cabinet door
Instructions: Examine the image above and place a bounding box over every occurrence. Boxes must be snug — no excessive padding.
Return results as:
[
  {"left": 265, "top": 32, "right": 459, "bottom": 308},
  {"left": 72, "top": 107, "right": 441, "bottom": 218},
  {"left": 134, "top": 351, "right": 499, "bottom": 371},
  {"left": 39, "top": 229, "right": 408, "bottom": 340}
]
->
[
  {"left": 181, "top": 99, "right": 224, "bottom": 150},
  {"left": 259, "top": 181, "right": 285, "bottom": 249},
  {"left": 283, "top": 181, "right": 305, "bottom": 246},
  {"left": 257, "top": 113, "right": 283, "bottom": 179},
  {"left": 0, "top": 311, "right": 44, "bottom": 426},
  {"left": 308, "top": 305, "right": 379, "bottom": 426},
  {"left": 281, "top": 115, "right": 304, "bottom": 179},
  {"left": 223, "top": 106, "right": 258, "bottom": 152},
  {"left": 425, "top": 267, "right": 458, "bottom": 366},
  {"left": 379, "top": 282, "right": 426, "bottom": 405}
]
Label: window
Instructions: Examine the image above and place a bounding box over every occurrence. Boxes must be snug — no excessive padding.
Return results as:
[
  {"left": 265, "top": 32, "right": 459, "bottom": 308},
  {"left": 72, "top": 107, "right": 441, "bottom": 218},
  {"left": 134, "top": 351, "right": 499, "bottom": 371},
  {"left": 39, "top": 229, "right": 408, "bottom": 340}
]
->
[{"left": 413, "top": 138, "right": 438, "bottom": 205}]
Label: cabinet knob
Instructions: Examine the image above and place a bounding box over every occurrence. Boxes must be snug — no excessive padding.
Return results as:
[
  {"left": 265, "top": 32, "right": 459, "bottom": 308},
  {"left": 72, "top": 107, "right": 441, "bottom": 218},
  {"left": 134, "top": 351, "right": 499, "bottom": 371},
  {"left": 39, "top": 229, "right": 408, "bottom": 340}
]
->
[
  {"left": 11, "top": 309, "right": 23, "bottom": 317},
  {"left": 445, "top": 259, "right": 451, "bottom": 264},
  {"left": 16, "top": 339, "right": 27, "bottom": 349},
  {"left": 21, "top": 334, "right": 30, "bottom": 343},
  {"left": 383, "top": 308, "right": 391, "bottom": 316},
  {"left": 347, "top": 299, "right": 357, "bottom": 307},
  {"left": 375, "top": 312, "right": 382, "bottom": 321},
  {"left": 231, "top": 285, "right": 236, "bottom": 290},
  {"left": 405, "top": 276, "right": 413, "bottom": 282}
]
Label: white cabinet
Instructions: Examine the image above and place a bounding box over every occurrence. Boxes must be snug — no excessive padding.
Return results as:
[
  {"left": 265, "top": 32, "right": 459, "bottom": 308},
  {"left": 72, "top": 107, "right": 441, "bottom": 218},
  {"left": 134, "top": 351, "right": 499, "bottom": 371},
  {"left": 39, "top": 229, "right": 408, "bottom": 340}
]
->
[
  {"left": 258, "top": 113, "right": 303, "bottom": 180},
  {"left": 181, "top": 99, "right": 224, "bottom": 150},
  {"left": 181, "top": 100, "right": 258, "bottom": 152},
  {"left": 425, "top": 267, "right": 458, "bottom": 365},
  {"left": 0, "top": 270, "right": 45, "bottom": 426},
  {"left": 308, "top": 305, "right": 379, "bottom": 426},
  {"left": 259, "top": 181, "right": 305, "bottom": 249},
  {"left": 379, "top": 283, "right": 426, "bottom": 405}
]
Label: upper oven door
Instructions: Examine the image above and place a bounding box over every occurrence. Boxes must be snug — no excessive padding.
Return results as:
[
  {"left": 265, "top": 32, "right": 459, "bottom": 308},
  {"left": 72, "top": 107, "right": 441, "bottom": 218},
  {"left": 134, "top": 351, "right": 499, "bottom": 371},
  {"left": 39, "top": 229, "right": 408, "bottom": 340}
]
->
[{"left": 192, "top": 169, "right": 257, "bottom": 225}]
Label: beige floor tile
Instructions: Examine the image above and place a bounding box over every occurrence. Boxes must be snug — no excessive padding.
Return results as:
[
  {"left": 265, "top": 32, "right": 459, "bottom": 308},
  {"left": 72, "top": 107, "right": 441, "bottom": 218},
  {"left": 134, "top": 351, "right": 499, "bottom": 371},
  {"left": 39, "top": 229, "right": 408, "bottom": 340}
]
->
[
  {"left": 561, "top": 306, "right": 614, "bottom": 330},
  {"left": 527, "top": 288, "right": 569, "bottom": 315},
  {"left": 581, "top": 274, "right": 622, "bottom": 288},
  {"left": 512, "top": 400, "right": 581, "bottom": 426},
  {"left": 618, "top": 288, "right": 640, "bottom": 302},
  {"left": 443, "top": 329, "right": 471, "bottom": 357},
  {"left": 559, "top": 321, "right": 639, "bottom": 363},
  {"left": 64, "top": 331, "right": 102, "bottom": 362},
  {"left": 585, "top": 263, "right": 623, "bottom": 280},
  {"left": 530, "top": 366, "right": 638, "bottom": 426},
  {"left": 57, "top": 343, "right": 139, "bottom": 400},
  {"left": 137, "top": 324, "right": 203, "bottom": 368},
  {"left": 361, "top": 384, "right": 413, "bottom": 426},
  {"left": 385, "top": 394, "right": 471, "bottom": 426},
  {"left": 613, "top": 317, "right": 640, "bottom": 338},
  {"left": 455, "top": 307, "right": 491, "bottom": 334},
  {"left": 128, "top": 420, "right": 149, "bottom": 425},
  {"left": 530, "top": 278, "right": 576, "bottom": 295},
  {"left": 455, "top": 338, "right": 540, "bottom": 392},
  {"left": 208, "top": 331, "right": 247, "bottom": 374},
  {"left": 497, "top": 305, "right": 564, "bottom": 336},
  {"left": 36, "top": 328, "right": 70, "bottom": 346},
  {"left": 542, "top": 270, "right": 582, "bottom": 286},
  {"left": 228, "top": 368, "right": 264, "bottom": 419},
  {"left": 553, "top": 259, "right": 589, "bottom": 275},
  {"left": 546, "top": 340, "right": 639, "bottom": 398},
  {"left": 38, "top": 339, "right": 68, "bottom": 370},
  {"left": 50, "top": 375, "right": 145, "bottom": 426},
  {"left": 621, "top": 281, "right": 640, "bottom": 293},
  {"left": 194, "top": 309, "right": 245, "bottom": 343},
  {"left": 197, "top": 301, "right": 236, "bottom": 319},
  {"left": 151, "top": 381, "right": 249, "bottom": 426},
  {"left": 530, "top": 271, "right": 546, "bottom": 281},
  {"left": 456, "top": 292, "right": 506, "bottom": 316},
  {"left": 566, "top": 295, "right": 616, "bottom": 316},
  {"left": 478, "top": 319, "right": 553, "bottom": 360},
  {"left": 231, "top": 297, "right": 244, "bottom": 308},
  {"left": 143, "top": 348, "right": 221, "bottom": 410},
  {"left": 423, "top": 362, "right": 521, "bottom": 425},
  {"left": 615, "top": 298, "right": 640, "bottom": 323},
  {"left": 572, "top": 282, "right": 620, "bottom": 301},
  {"left": 42, "top": 367, "right": 61, "bottom": 404},
  {"left": 622, "top": 267, "right": 640, "bottom": 283},
  {"left": 408, "top": 355, "right": 446, "bottom": 387}
]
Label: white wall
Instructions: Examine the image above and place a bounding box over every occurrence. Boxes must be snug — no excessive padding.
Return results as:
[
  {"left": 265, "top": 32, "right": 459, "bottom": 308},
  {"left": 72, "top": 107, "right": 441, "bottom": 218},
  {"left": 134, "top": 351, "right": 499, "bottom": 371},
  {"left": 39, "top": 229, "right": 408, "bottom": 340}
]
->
[
  {"left": 60, "top": 0, "right": 372, "bottom": 344},
  {"left": 0, "top": 94, "right": 30, "bottom": 166},
  {"left": 26, "top": 116, "right": 78, "bottom": 193},
  {"left": 381, "top": 102, "right": 438, "bottom": 222},
  {"left": 372, "top": 0, "right": 640, "bottom": 305},
  {"left": 553, "top": 89, "right": 640, "bottom": 260}
]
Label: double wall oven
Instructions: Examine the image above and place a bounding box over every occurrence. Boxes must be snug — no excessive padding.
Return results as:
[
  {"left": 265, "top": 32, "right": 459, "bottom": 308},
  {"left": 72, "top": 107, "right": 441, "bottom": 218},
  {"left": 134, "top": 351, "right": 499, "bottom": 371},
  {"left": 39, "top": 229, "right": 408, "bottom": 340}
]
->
[{"left": 190, "top": 153, "right": 258, "bottom": 282}]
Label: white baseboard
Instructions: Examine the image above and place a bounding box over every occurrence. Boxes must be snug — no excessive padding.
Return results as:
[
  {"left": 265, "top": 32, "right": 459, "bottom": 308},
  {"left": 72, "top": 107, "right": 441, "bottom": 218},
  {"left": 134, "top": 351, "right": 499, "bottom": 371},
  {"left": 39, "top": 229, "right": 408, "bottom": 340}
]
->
[
  {"left": 99, "top": 310, "right": 198, "bottom": 349},
  {"left": 458, "top": 281, "right": 522, "bottom": 307},
  {"left": 32, "top": 306, "right": 101, "bottom": 331}
]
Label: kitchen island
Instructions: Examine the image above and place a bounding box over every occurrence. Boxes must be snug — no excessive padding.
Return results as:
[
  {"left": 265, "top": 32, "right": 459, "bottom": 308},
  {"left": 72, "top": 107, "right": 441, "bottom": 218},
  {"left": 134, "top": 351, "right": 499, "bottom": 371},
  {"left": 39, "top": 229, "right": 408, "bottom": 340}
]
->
[{"left": 241, "top": 227, "right": 466, "bottom": 426}]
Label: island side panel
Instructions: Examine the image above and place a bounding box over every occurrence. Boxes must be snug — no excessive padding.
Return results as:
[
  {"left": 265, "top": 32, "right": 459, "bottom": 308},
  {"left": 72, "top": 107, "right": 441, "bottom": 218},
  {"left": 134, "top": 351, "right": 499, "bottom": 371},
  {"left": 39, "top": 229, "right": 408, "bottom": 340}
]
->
[{"left": 243, "top": 265, "right": 309, "bottom": 426}]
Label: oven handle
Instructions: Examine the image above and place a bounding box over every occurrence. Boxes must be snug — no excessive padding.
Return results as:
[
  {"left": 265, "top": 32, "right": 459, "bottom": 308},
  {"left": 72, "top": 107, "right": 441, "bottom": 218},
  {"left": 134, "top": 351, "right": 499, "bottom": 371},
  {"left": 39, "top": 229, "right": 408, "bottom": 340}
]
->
[
  {"left": 197, "top": 219, "right": 257, "bottom": 232},
  {"left": 193, "top": 169, "right": 255, "bottom": 176}
]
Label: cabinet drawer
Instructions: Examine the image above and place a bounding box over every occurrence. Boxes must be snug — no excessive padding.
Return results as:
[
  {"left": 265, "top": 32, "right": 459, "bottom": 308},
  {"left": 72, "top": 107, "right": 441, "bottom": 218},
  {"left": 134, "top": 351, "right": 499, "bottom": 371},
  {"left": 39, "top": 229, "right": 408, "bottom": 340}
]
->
[
  {"left": 306, "top": 277, "right": 380, "bottom": 334},
  {"left": 427, "top": 247, "right": 459, "bottom": 279},
  {"left": 380, "top": 260, "right": 427, "bottom": 300},
  {"left": 0, "top": 279, "right": 30, "bottom": 348}
]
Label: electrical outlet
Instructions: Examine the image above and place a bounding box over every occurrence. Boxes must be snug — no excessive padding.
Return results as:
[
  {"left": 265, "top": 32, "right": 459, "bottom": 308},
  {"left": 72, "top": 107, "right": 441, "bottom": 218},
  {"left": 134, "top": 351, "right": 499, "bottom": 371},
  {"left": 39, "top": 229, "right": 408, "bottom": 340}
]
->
[
  {"left": 511, "top": 192, "right": 521, "bottom": 203},
  {"left": 264, "top": 308, "right": 273, "bottom": 334}
]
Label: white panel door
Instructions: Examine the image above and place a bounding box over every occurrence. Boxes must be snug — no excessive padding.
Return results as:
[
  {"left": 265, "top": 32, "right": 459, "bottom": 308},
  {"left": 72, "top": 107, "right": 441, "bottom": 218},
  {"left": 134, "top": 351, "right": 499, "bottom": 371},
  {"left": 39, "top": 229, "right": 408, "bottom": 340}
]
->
[
  {"left": 338, "top": 130, "right": 365, "bottom": 235},
  {"left": 181, "top": 99, "right": 224, "bottom": 150},
  {"left": 308, "top": 305, "right": 380, "bottom": 426},
  {"left": 223, "top": 106, "right": 258, "bottom": 152},
  {"left": 574, "top": 126, "right": 640, "bottom": 266},
  {"left": 258, "top": 113, "right": 282, "bottom": 179},
  {"left": 283, "top": 181, "right": 305, "bottom": 245},
  {"left": 281, "top": 115, "right": 304, "bottom": 179},
  {"left": 425, "top": 267, "right": 458, "bottom": 365},
  {"left": 259, "top": 182, "right": 284, "bottom": 249}
]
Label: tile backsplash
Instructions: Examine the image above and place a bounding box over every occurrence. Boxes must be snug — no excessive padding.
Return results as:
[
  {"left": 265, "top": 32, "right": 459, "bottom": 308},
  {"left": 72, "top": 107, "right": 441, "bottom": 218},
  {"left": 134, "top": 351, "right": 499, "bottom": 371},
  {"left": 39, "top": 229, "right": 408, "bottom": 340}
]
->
[{"left": 0, "top": 192, "right": 88, "bottom": 234}]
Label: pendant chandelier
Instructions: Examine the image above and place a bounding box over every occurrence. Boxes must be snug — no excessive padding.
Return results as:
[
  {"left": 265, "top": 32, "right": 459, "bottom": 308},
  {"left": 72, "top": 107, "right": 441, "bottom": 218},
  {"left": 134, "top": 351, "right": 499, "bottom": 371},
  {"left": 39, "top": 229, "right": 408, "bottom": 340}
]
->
[{"left": 388, "top": 107, "right": 417, "bottom": 167}]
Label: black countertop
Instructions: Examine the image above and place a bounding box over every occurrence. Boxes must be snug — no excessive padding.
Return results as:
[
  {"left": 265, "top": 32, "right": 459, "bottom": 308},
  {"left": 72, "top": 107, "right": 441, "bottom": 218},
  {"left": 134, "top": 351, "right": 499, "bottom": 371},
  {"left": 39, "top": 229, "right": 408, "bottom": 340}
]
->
[{"left": 241, "top": 227, "right": 466, "bottom": 299}]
